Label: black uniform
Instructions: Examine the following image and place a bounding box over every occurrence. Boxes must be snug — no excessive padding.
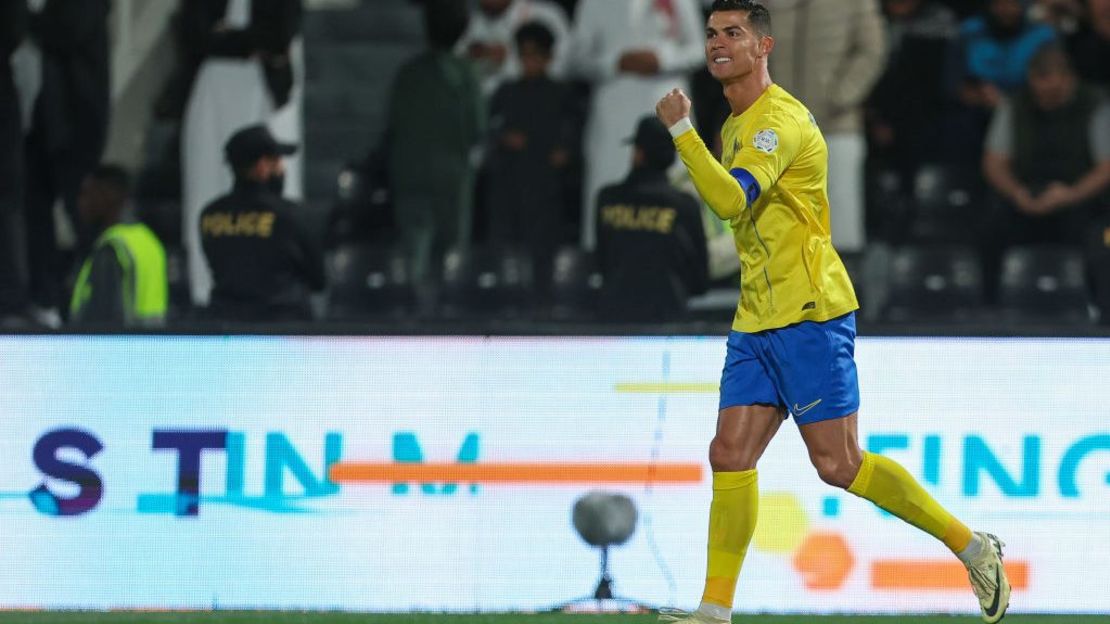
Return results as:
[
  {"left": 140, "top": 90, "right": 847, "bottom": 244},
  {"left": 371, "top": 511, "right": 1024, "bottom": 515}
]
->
[
  {"left": 200, "top": 179, "right": 324, "bottom": 322},
  {"left": 595, "top": 168, "right": 708, "bottom": 321},
  {"left": 0, "top": 0, "right": 28, "bottom": 317},
  {"left": 23, "top": 0, "right": 111, "bottom": 307},
  {"left": 485, "top": 75, "right": 580, "bottom": 285}
]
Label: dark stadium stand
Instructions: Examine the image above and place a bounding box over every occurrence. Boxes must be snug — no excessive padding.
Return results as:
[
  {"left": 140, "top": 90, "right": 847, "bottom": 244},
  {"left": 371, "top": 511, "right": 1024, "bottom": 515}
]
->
[
  {"left": 881, "top": 245, "right": 985, "bottom": 324},
  {"left": 327, "top": 243, "right": 417, "bottom": 321},
  {"left": 439, "top": 244, "right": 536, "bottom": 320},
  {"left": 998, "top": 245, "right": 1092, "bottom": 324}
]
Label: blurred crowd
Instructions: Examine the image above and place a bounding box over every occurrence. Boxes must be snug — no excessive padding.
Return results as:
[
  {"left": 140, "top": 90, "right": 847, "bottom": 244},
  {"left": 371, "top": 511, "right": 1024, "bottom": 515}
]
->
[{"left": 1, "top": 0, "right": 1109, "bottom": 329}]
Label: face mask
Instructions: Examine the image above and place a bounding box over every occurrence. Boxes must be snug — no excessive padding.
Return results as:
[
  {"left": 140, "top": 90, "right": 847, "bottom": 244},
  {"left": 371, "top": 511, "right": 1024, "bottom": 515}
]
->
[{"left": 267, "top": 172, "right": 286, "bottom": 196}]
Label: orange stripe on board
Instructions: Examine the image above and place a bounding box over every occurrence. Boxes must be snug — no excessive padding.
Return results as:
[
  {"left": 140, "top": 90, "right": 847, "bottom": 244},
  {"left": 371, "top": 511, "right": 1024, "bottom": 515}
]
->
[
  {"left": 330, "top": 462, "right": 703, "bottom": 484},
  {"left": 872, "top": 560, "right": 1029, "bottom": 590}
]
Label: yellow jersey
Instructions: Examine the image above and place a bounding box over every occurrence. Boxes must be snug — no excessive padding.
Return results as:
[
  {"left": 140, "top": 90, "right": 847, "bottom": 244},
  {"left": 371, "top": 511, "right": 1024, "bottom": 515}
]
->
[{"left": 674, "top": 84, "right": 858, "bottom": 333}]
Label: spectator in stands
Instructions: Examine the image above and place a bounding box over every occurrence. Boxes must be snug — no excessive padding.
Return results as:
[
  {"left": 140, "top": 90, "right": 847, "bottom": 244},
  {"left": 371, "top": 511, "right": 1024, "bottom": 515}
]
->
[
  {"left": 0, "top": 0, "right": 29, "bottom": 327},
  {"left": 69, "top": 166, "right": 168, "bottom": 328},
  {"left": 960, "top": 0, "right": 1057, "bottom": 95},
  {"left": 868, "top": 0, "right": 959, "bottom": 184},
  {"left": 937, "top": 0, "right": 981, "bottom": 20},
  {"left": 595, "top": 116, "right": 707, "bottom": 321},
  {"left": 200, "top": 125, "right": 324, "bottom": 322},
  {"left": 571, "top": 0, "right": 705, "bottom": 250},
  {"left": 1066, "top": 0, "right": 1110, "bottom": 89},
  {"left": 387, "top": 0, "right": 484, "bottom": 283},
  {"left": 179, "top": 0, "right": 303, "bottom": 310},
  {"left": 952, "top": 0, "right": 1057, "bottom": 162},
  {"left": 1029, "top": 0, "right": 1085, "bottom": 33},
  {"left": 981, "top": 43, "right": 1110, "bottom": 297},
  {"left": 484, "top": 21, "right": 579, "bottom": 291},
  {"left": 760, "top": 0, "right": 886, "bottom": 255},
  {"left": 22, "top": 0, "right": 111, "bottom": 321},
  {"left": 456, "top": 0, "right": 571, "bottom": 96}
]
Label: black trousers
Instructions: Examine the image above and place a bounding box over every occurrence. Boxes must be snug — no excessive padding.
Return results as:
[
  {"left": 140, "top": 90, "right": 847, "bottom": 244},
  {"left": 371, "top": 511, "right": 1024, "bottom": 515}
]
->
[
  {"left": 0, "top": 79, "right": 27, "bottom": 315},
  {"left": 22, "top": 124, "right": 97, "bottom": 309}
]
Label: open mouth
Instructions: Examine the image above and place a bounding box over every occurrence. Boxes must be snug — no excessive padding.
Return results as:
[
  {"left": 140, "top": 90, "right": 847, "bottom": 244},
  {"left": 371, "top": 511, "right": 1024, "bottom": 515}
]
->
[{"left": 712, "top": 57, "right": 732, "bottom": 65}]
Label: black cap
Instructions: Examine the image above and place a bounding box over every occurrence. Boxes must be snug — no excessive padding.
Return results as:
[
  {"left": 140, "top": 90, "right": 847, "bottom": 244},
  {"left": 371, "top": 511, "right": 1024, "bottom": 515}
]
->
[
  {"left": 224, "top": 124, "right": 297, "bottom": 169},
  {"left": 625, "top": 115, "right": 675, "bottom": 169}
]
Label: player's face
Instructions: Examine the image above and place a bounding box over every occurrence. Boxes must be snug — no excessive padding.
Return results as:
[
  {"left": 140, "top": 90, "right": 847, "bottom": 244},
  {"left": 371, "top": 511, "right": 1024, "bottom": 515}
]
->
[{"left": 705, "top": 11, "right": 769, "bottom": 83}]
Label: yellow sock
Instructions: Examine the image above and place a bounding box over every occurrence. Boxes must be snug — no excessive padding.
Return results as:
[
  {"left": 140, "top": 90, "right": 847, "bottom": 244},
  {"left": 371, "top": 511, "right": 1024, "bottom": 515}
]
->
[
  {"left": 701, "top": 470, "right": 758, "bottom": 610},
  {"left": 848, "top": 451, "right": 972, "bottom": 553}
]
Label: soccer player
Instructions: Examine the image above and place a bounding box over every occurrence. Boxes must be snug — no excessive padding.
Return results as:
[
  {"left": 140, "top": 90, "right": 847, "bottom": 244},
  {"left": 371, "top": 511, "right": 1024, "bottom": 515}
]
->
[{"left": 653, "top": 1, "right": 1010, "bottom": 622}]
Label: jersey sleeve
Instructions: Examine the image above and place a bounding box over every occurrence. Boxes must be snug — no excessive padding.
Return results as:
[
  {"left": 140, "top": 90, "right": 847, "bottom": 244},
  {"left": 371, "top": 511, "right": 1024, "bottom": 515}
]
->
[
  {"left": 727, "top": 114, "right": 802, "bottom": 200},
  {"left": 673, "top": 129, "right": 747, "bottom": 220},
  {"left": 673, "top": 113, "right": 800, "bottom": 221}
]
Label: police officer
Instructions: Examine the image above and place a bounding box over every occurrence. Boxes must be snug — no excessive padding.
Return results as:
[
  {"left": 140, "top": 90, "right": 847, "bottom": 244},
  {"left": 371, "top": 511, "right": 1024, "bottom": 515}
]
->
[
  {"left": 69, "top": 165, "right": 168, "bottom": 327},
  {"left": 595, "top": 115, "right": 708, "bottom": 321},
  {"left": 199, "top": 124, "right": 324, "bottom": 322}
]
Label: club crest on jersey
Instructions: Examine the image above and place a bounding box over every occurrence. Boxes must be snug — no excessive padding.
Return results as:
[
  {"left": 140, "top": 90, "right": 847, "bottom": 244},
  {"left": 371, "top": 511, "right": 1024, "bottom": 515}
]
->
[{"left": 753, "top": 129, "right": 778, "bottom": 154}]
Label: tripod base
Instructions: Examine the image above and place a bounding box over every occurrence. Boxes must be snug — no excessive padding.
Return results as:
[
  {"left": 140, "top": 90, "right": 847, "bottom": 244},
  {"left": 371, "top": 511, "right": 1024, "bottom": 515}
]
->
[
  {"left": 556, "top": 597, "right": 652, "bottom": 614},
  {"left": 556, "top": 544, "right": 650, "bottom": 613}
]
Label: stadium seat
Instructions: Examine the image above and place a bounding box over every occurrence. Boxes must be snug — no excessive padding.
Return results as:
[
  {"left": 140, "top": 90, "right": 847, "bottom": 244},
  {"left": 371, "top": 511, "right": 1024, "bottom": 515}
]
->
[
  {"left": 1086, "top": 222, "right": 1110, "bottom": 324},
  {"left": 164, "top": 245, "right": 193, "bottom": 321},
  {"left": 548, "top": 246, "right": 603, "bottom": 321},
  {"left": 326, "top": 244, "right": 416, "bottom": 320},
  {"left": 325, "top": 155, "right": 393, "bottom": 246},
  {"left": 881, "top": 245, "right": 985, "bottom": 322},
  {"left": 998, "top": 245, "right": 1091, "bottom": 324},
  {"left": 839, "top": 250, "right": 868, "bottom": 310},
  {"left": 908, "top": 164, "right": 980, "bottom": 245},
  {"left": 866, "top": 167, "right": 915, "bottom": 244},
  {"left": 438, "top": 245, "right": 535, "bottom": 318}
]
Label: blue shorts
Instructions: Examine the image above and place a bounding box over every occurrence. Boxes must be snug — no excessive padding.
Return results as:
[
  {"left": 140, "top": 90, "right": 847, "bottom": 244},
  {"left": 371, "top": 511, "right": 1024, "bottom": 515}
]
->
[{"left": 719, "top": 312, "right": 860, "bottom": 425}]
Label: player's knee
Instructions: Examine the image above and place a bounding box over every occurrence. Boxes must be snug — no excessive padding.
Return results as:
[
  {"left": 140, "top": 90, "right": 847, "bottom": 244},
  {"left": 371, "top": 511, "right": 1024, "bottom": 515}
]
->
[
  {"left": 709, "top": 436, "right": 758, "bottom": 472},
  {"left": 812, "top": 454, "right": 858, "bottom": 489}
]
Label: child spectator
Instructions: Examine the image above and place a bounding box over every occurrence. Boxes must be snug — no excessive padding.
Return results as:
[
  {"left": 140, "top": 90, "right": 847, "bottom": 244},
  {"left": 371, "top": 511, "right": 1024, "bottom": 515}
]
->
[{"left": 484, "top": 21, "right": 580, "bottom": 290}]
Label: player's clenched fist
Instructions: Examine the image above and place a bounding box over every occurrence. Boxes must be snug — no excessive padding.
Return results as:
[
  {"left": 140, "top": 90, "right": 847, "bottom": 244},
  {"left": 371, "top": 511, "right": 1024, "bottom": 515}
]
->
[{"left": 655, "top": 88, "right": 691, "bottom": 128}]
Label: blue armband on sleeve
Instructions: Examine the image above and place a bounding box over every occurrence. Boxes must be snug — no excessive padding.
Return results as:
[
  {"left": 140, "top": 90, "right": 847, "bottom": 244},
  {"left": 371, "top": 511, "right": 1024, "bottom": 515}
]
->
[{"left": 729, "top": 168, "right": 762, "bottom": 206}]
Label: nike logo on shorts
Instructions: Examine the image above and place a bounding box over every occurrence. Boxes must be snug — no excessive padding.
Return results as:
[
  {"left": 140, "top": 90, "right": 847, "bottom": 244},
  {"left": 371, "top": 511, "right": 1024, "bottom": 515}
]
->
[{"left": 793, "top": 398, "right": 822, "bottom": 416}]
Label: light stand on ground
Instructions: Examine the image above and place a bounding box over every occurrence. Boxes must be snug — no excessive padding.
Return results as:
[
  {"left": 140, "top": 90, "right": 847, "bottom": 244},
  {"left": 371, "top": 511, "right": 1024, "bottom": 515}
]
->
[{"left": 555, "top": 491, "right": 651, "bottom": 614}]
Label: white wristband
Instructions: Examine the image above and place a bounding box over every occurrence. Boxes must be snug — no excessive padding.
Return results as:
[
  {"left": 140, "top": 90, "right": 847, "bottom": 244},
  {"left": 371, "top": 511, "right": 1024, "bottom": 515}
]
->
[{"left": 668, "top": 117, "right": 694, "bottom": 139}]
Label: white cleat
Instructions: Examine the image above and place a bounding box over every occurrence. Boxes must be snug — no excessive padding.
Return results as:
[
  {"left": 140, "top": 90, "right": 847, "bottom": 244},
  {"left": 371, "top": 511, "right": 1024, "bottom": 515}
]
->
[
  {"left": 658, "top": 607, "right": 730, "bottom": 624},
  {"left": 964, "top": 532, "right": 1011, "bottom": 623}
]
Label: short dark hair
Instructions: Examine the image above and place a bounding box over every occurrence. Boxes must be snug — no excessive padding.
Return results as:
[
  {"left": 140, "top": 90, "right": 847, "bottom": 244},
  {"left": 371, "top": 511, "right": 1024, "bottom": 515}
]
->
[
  {"left": 1027, "top": 42, "right": 1074, "bottom": 77},
  {"left": 515, "top": 21, "right": 555, "bottom": 55},
  {"left": 710, "top": 0, "right": 772, "bottom": 36},
  {"left": 423, "top": 0, "right": 469, "bottom": 49},
  {"left": 87, "top": 164, "right": 132, "bottom": 197}
]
